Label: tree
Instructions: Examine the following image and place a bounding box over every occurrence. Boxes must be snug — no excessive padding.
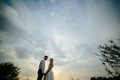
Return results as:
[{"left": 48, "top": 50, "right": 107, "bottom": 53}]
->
[
  {"left": 0, "top": 62, "right": 20, "bottom": 80},
  {"left": 96, "top": 39, "right": 120, "bottom": 76}
]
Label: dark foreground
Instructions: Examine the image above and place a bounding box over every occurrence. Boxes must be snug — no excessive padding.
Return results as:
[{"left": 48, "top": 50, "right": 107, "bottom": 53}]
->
[{"left": 90, "top": 75, "right": 120, "bottom": 80}]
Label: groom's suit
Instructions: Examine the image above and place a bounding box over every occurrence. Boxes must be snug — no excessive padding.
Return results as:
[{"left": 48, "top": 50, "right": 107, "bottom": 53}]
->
[{"left": 37, "top": 59, "right": 45, "bottom": 80}]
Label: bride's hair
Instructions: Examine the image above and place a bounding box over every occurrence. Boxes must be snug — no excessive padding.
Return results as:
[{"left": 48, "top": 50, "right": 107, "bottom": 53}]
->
[
  {"left": 50, "top": 58, "right": 54, "bottom": 66},
  {"left": 50, "top": 58, "right": 53, "bottom": 62}
]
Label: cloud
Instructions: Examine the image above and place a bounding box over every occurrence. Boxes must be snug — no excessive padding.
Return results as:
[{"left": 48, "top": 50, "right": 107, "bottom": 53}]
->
[
  {"left": 15, "top": 47, "right": 30, "bottom": 59},
  {"left": 0, "top": 0, "right": 120, "bottom": 80}
]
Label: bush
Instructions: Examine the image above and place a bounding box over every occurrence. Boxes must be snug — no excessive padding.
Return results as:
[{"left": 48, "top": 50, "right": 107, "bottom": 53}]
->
[
  {"left": 90, "top": 75, "right": 120, "bottom": 80},
  {"left": 0, "top": 62, "right": 20, "bottom": 80}
]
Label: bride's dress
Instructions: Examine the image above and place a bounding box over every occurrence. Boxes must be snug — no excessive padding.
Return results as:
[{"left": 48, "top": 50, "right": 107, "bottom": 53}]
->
[{"left": 44, "top": 64, "right": 54, "bottom": 80}]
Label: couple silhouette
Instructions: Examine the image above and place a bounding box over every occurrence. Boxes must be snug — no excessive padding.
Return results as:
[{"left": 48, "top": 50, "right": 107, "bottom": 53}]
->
[{"left": 37, "top": 55, "right": 54, "bottom": 80}]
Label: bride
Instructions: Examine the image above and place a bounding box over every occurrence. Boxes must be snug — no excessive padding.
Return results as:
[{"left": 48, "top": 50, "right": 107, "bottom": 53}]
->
[{"left": 44, "top": 58, "right": 54, "bottom": 80}]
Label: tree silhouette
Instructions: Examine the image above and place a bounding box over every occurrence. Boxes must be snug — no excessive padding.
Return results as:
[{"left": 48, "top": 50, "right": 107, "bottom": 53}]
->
[
  {"left": 0, "top": 62, "right": 20, "bottom": 80},
  {"left": 96, "top": 39, "right": 120, "bottom": 76}
]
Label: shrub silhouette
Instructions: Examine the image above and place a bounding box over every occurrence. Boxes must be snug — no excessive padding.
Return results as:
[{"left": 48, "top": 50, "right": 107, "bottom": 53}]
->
[
  {"left": 96, "top": 39, "right": 120, "bottom": 76},
  {"left": 90, "top": 75, "right": 120, "bottom": 80},
  {"left": 0, "top": 62, "right": 20, "bottom": 80}
]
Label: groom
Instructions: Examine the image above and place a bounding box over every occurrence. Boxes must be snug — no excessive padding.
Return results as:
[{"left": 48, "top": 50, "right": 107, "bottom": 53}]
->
[{"left": 37, "top": 55, "right": 48, "bottom": 80}]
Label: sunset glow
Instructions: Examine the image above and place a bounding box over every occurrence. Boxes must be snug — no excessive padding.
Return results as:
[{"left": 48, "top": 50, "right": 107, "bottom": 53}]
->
[{"left": 0, "top": 0, "right": 120, "bottom": 80}]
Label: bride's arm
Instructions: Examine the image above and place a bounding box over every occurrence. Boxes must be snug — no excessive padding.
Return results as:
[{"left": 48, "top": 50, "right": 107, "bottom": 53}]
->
[{"left": 45, "top": 64, "right": 53, "bottom": 75}]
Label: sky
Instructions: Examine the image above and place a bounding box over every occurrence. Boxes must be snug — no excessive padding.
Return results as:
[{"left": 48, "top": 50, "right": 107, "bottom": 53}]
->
[{"left": 0, "top": 0, "right": 120, "bottom": 80}]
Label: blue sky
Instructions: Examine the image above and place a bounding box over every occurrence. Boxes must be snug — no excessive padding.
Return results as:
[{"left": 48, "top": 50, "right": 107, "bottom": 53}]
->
[{"left": 0, "top": 0, "right": 120, "bottom": 80}]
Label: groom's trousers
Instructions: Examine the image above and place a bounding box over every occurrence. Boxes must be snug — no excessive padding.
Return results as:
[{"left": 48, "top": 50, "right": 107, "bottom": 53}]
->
[{"left": 37, "top": 68, "right": 43, "bottom": 80}]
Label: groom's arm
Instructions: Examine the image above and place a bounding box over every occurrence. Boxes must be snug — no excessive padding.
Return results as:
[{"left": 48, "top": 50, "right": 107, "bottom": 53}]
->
[{"left": 39, "top": 60, "right": 45, "bottom": 73}]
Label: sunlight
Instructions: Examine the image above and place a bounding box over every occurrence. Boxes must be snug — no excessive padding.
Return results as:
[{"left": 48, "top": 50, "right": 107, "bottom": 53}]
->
[{"left": 0, "top": 0, "right": 119, "bottom": 80}]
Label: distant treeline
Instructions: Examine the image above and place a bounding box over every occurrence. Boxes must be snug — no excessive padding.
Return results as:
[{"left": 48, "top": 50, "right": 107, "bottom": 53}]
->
[{"left": 90, "top": 75, "right": 120, "bottom": 80}]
